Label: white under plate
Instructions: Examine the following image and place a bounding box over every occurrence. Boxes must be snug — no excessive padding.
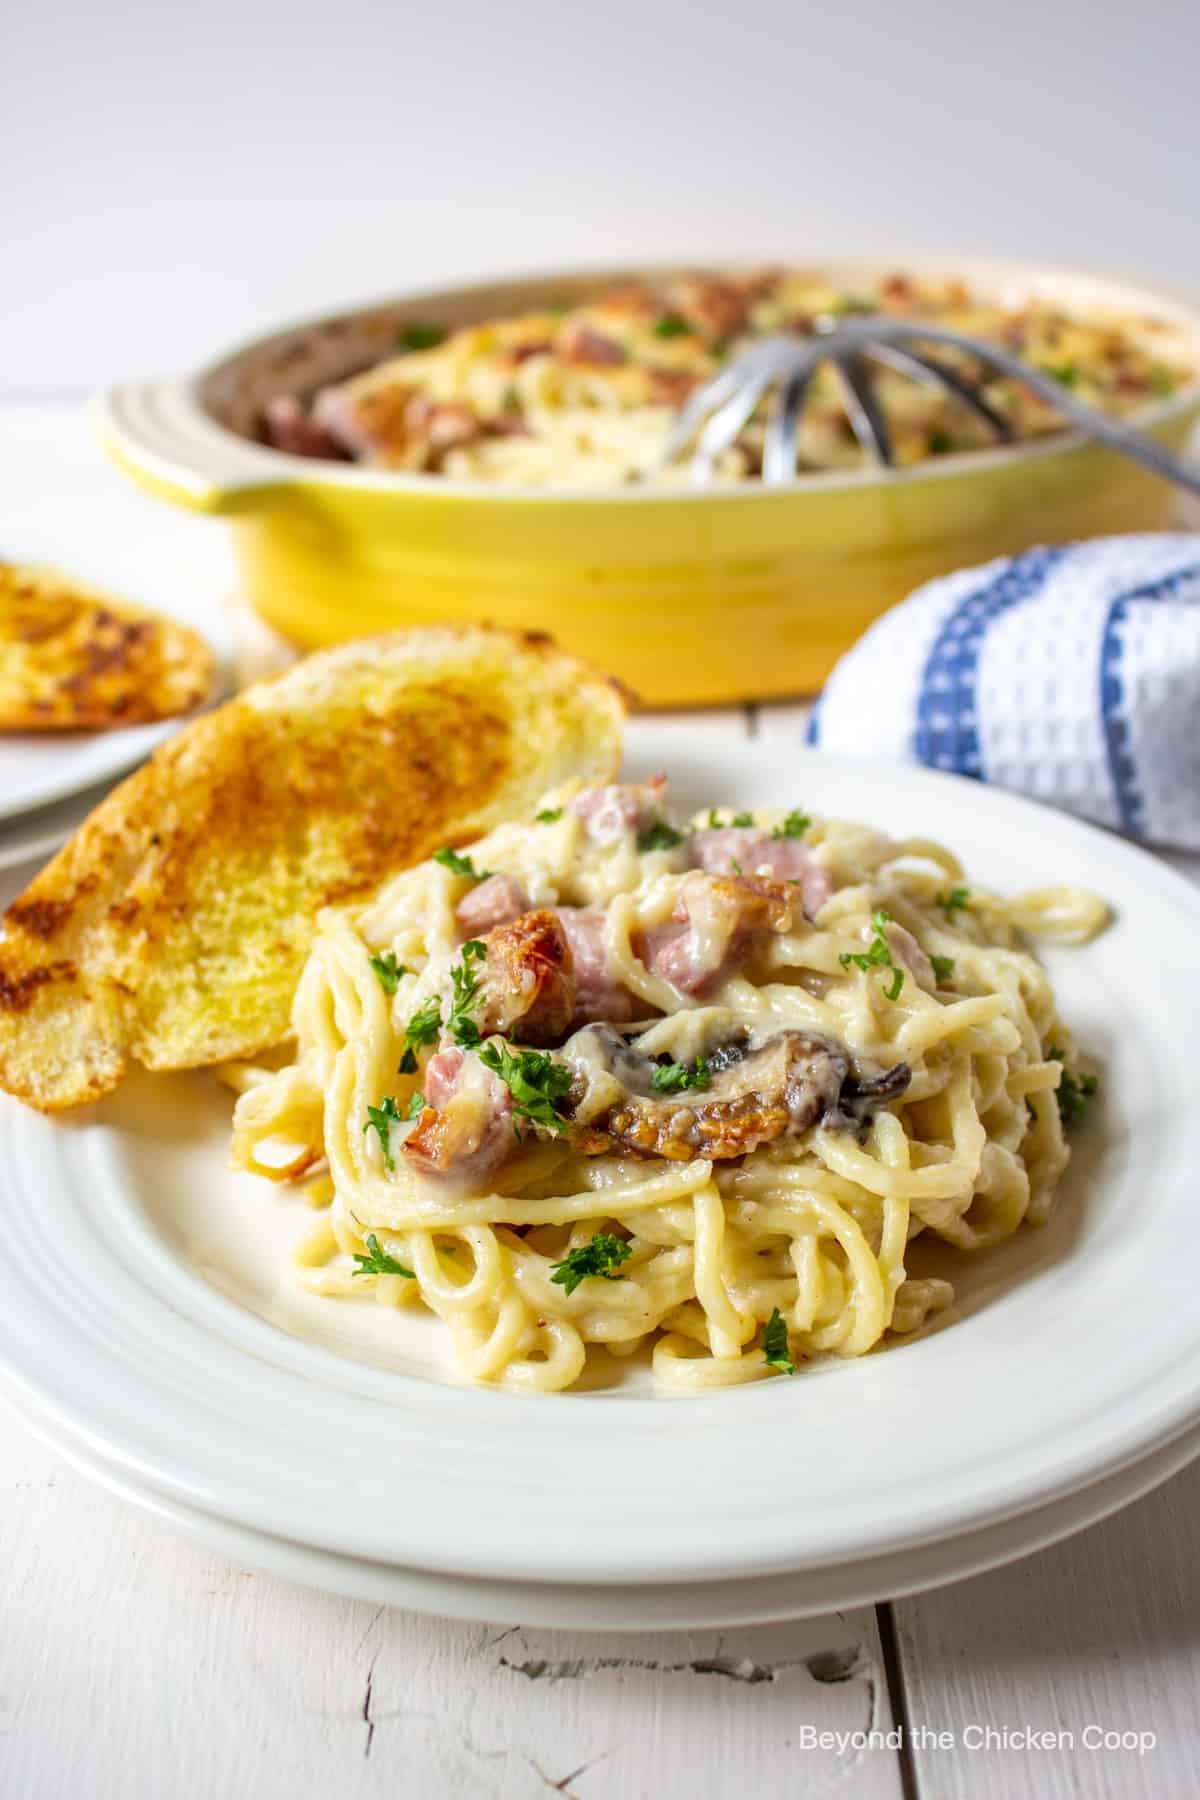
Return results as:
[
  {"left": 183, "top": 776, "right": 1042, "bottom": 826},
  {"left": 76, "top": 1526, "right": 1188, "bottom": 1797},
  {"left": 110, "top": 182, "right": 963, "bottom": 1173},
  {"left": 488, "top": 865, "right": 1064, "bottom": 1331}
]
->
[
  {"left": 3, "top": 740, "right": 1200, "bottom": 1594},
  {"left": 0, "top": 715, "right": 208, "bottom": 824}
]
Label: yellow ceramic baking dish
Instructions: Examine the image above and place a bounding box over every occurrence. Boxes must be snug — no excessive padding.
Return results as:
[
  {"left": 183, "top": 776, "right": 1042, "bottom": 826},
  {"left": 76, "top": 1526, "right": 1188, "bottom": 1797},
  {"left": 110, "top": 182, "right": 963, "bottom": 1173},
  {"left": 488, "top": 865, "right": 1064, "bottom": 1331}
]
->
[{"left": 97, "top": 259, "right": 1200, "bottom": 705}]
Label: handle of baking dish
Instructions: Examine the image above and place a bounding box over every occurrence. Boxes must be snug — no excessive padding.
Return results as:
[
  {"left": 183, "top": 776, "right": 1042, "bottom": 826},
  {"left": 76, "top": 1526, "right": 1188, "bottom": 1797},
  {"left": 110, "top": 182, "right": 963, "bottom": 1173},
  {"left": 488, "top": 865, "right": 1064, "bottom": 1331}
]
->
[{"left": 93, "top": 379, "right": 290, "bottom": 514}]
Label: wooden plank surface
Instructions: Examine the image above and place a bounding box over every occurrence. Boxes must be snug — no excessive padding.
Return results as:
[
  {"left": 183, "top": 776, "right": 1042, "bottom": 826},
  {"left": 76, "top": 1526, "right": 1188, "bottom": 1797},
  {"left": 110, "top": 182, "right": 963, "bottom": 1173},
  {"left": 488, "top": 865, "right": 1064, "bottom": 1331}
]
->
[
  {"left": 0, "top": 1408, "right": 903, "bottom": 1800},
  {"left": 891, "top": 1459, "right": 1200, "bottom": 1798}
]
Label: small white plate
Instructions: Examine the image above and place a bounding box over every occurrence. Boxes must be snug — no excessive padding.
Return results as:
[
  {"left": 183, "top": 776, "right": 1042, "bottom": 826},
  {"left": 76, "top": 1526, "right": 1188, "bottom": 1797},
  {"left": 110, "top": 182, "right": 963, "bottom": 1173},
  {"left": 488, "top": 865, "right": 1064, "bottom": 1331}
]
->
[
  {"left": 2, "top": 740, "right": 1200, "bottom": 1596},
  {"left": 0, "top": 716, "right": 208, "bottom": 825},
  {"left": 0, "top": 782, "right": 112, "bottom": 873},
  {"left": 0, "top": 404, "right": 235, "bottom": 821}
]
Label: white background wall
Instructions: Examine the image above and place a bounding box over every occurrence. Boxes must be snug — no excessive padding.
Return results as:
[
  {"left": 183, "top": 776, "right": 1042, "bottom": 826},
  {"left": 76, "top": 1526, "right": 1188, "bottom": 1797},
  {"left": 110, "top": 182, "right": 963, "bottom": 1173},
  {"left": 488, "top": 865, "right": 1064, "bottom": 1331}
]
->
[{"left": 5, "top": 0, "right": 1197, "bottom": 391}]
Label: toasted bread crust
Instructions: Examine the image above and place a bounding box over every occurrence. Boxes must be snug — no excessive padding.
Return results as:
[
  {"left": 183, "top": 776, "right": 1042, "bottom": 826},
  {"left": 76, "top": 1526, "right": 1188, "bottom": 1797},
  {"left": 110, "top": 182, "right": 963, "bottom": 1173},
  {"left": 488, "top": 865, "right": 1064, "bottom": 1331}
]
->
[
  {"left": 0, "top": 562, "right": 216, "bottom": 731},
  {"left": 0, "top": 625, "right": 625, "bottom": 1110}
]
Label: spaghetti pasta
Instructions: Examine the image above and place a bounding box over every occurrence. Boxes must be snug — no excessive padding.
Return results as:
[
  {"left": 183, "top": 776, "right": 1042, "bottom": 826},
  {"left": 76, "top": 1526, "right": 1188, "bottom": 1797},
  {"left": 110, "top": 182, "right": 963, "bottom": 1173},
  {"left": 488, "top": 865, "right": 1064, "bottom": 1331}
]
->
[{"left": 230, "top": 782, "right": 1106, "bottom": 1392}]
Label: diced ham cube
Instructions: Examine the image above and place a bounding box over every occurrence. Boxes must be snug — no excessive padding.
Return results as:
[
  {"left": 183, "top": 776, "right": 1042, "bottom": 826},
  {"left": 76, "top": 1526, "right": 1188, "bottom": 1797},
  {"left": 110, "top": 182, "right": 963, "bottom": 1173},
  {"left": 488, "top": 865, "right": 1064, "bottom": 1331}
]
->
[
  {"left": 423, "top": 1045, "right": 469, "bottom": 1110},
  {"left": 558, "top": 325, "right": 627, "bottom": 366},
  {"left": 667, "top": 278, "right": 748, "bottom": 339},
  {"left": 885, "top": 922, "right": 936, "bottom": 994},
  {"left": 647, "top": 367, "right": 701, "bottom": 406},
  {"left": 404, "top": 1046, "right": 514, "bottom": 1183},
  {"left": 261, "top": 395, "right": 348, "bottom": 461},
  {"left": 311, "top": 385, "right": 483, "bottom": 466},
  {"left": 556, "top": 906, "right": 641, "bottom": 1024},
  {"left": 570, "top": 776, "right": 668, "bottom": 845},
  {"left": 687, "top": 828, "right": 833, "bottom": 919},
  {"left": 479, "top": 910, "right": 575, "bottom": 1046},
  {"left": 639, "top": 872, "right": 798, "bottom": 996},
  {"left": 455, "top": 874, "right": 530, "bottom": 937}
]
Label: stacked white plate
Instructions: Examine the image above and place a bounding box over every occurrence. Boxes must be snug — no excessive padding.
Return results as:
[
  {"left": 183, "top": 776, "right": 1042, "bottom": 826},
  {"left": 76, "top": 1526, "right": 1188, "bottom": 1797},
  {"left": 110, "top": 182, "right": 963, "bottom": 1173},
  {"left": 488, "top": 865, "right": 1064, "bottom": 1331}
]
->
[{"left": 3, "top": 740, "right": 1200, "bottom": 1628}]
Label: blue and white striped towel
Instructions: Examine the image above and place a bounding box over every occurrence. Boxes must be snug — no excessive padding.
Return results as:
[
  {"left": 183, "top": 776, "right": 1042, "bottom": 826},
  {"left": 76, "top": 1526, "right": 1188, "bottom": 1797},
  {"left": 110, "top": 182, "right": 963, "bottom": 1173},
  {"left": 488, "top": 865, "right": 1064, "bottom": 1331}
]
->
[{"left": 808, "top": 534, "right": 1200, "bottom": 851}]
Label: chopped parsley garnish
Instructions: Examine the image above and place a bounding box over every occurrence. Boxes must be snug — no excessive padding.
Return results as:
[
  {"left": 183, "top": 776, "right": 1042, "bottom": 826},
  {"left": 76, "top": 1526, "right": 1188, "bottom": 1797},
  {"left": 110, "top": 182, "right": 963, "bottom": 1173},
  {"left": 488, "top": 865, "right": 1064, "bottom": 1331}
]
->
[
  {"left": 652, "top": 311, "right": 690, "bottom": 339},
  {"left": 1044, "top": 361, "right": 1078, "bottom": 388},
  {"left": 927, "top": 428, "right": 955, "bottom": 455},
  {"left": 550, "top": 1232, "right": 632, "bottom": 1296},
  {"left": 772, "top": 809, "right": 811, "bottom": 840},
  {"left": 827, "top": 293, "right": 875, "bottom": 317},
  {"left": 731, "top": 811, "right": 755, "bottom": 828},
  {"left": 651, "top": 1055, "right": 712, "bottom": 1094},
  {"left": 364, "top": 1095, "right": 404, "bottom": 1170},
  {"left": 352, "top": 1232, "right": 415, "bottom": 1279},
  {"left": 1151, "top": 369, "right": 1177, "bottom": 399},
  {"left": 761, "top": 1307, "right": 796, "bottom": 1375},
  {"left": 433, "top": 846, "right": 492, "bottom": 881},
  {"left": 1048, "top": 1048, "right": 1099, "bottom": 1129},
  {"left": 399, "top": 994, "right": 443, "bottom": 1072},
  {"left": 398, "top": 321, "right": 446, "bottom": 352},
  {"left": 403, "top": 1092, "right": 427, "bottom": 1121},
  {"left": 930, "top": 955, "right": 956, "bottom": 983},
  {"left": 368, "top": 950, "right": 405, "bottom": 995},
  {"left": 935, "top": 886, "right": 970, "bottom": 918},
  {"left": 636, "top": 819, "right": 684, "bottom": 852},
  {"left": 501, "top": 383, "right": 522, "bottom": 413},
  {"left": 478, "top": 1041, "right": 573, "bottom": 1135},
  {"left": 839, "top": 909, "right": 904, "bottom": 1001},
  {"left": 534, "top": 807, "right": 563, "bottom": 823},
  {"left": 446, "top": 939, "right": 486, "bottom": 1048}
]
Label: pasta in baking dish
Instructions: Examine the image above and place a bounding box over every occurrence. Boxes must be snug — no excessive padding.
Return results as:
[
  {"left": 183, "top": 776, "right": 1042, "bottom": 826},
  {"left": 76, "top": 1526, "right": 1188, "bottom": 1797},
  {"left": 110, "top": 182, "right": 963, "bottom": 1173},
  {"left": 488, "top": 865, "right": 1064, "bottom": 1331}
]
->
[
  {"left": 227, "top": 779, "right": 1108, "bottom": 1393},
  {"left": 259, "top": 266, "right": 1193, "bottom": 487}
]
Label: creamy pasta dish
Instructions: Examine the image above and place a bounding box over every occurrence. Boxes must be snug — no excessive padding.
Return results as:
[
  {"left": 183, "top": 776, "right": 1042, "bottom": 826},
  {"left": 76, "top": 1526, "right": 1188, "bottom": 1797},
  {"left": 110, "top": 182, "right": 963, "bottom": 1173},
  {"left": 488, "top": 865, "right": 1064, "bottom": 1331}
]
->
[
  {"left": 259, "top": 267, "right": 1191, "bottom": 487},
  {"left": 229, "top": 779, "right": 1107, "bottom": 1393}
]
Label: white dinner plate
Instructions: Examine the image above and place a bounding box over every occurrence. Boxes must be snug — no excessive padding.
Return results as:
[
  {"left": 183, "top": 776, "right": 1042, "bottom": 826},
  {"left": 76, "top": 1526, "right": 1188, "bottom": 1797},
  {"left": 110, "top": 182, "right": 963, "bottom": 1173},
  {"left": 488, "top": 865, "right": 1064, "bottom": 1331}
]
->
[
  {"left": 0, "top": 405, "right": 235, "bottom": 821},
  {"left": 3, "top": 739, "right": 1200, "bottom": 1595},
  {"left": 7, "top": 1383, "right": 1198, "bottom": 1629}
]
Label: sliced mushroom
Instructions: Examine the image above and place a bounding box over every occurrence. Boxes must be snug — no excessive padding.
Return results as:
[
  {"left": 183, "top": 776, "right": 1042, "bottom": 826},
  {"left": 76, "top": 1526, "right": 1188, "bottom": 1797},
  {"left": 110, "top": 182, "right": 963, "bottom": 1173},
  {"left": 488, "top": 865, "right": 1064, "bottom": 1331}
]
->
[{"left": 564, "top": 1024, "right": 910, "bottom": 1161}]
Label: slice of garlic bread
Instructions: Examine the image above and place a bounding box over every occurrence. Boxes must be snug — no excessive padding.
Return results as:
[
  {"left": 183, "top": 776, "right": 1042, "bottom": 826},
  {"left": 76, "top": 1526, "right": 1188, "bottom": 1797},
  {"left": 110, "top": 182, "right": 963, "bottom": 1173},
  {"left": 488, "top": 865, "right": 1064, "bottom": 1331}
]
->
[
  {"left": 0, "top": 626, "right": 626, "bottom": 1111},
  {"left": 0, "top": 561, "right": 215, "bottom": 730}
]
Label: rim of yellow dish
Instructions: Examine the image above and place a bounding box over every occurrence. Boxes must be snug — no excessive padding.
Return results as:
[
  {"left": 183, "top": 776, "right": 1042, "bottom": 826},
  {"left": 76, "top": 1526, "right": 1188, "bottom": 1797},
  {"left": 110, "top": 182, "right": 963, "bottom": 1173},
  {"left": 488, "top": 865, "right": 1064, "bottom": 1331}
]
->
[{"left": 99, "top": 252, "right": 1200, "bottom": 511}]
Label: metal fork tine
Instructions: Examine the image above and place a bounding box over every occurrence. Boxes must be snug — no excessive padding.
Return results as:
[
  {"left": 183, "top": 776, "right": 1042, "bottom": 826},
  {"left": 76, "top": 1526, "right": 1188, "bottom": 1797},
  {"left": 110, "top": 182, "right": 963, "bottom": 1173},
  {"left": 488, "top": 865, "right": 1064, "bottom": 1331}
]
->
[
  {"left": 832, "top": 352, "right": 894, "bottom": 467},
  {"left": 877, "top": 319, "right": 1085, "bottom": 403},
  {"left": 660, "top": 365, "right": 748, "bottom": 468},
  {"left": 690, "top": 371, "right": 773, "bottom": 484},
  {"left": 657, "top": 318, "right": 1200, "bottom": 498},
  {"left": 882, "top": 321, "right": 1200, "bottom": 494},
  {"left": 763, "top": 366, "right": 814, "bottom": 484},
  {"left": 866, "top": 341, "right": 1013, "bottom": 439}
]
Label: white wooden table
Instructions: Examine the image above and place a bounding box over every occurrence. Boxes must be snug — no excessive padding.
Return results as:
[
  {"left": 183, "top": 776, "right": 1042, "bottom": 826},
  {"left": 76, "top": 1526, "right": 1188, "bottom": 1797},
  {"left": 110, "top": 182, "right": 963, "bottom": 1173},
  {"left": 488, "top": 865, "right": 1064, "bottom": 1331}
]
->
[{"left": 2, "top": 406, "right": 1198, "bottom": 1799}]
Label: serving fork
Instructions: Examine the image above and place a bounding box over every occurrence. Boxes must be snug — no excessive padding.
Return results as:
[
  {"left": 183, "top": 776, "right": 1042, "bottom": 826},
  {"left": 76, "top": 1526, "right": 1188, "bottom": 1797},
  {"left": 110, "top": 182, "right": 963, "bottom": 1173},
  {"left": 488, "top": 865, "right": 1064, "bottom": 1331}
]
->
[{"left": 660, "top": 315, "right": 1200, "bottom": 494}]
